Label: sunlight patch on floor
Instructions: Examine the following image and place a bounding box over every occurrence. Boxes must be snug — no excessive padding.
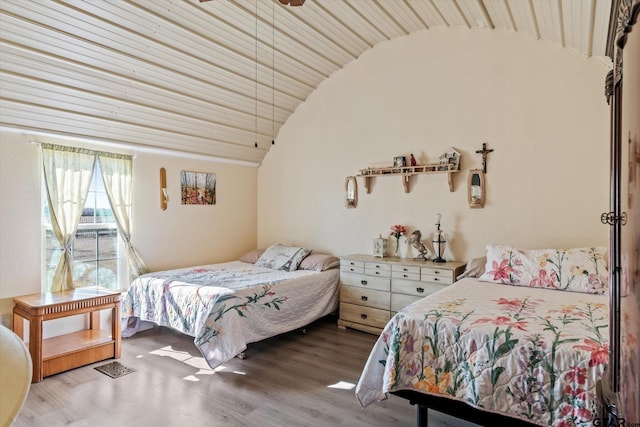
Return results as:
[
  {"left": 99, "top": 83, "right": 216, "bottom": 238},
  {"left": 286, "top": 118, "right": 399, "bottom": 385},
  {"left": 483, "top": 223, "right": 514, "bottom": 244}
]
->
[
  {"left": 183, "top": 355, "right": 214, "bottom": 370},
  {"left": 327, "top": 381, "right": 355, "bottom": 390},
  {"left": 150, "top": 345, "right": 193, "bottom": 362},
  {"left": 147, "top": 345, "right": 247, "bottom": 382}
]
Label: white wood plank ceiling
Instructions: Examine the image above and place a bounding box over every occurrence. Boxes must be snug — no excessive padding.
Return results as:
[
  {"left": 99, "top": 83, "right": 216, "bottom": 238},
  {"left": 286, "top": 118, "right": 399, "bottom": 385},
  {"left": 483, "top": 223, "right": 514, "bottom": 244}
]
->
[{"left": 0, "top": 0, "right": 613, "bottom": 165}]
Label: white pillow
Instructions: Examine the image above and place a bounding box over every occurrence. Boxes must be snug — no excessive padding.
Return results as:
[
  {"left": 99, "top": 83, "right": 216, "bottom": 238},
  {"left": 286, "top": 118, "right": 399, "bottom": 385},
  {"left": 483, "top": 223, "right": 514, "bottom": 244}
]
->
[
  {"left": 457, "top": 256, "right": 487, "bottom": 280},
  {"left": 238, "top": 248, "right": 265, "bottom": 264},
  {"left": 298, "top": 253, "right": 340, "bottom": 271},
  {"left": 255, "top": 244, "right": 312, "bottom": 271}
]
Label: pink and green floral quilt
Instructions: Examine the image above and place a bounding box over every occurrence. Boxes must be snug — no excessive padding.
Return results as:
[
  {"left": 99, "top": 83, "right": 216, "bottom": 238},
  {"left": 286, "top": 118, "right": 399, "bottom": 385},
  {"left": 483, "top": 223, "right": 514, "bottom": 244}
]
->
[
  {"left": 121, "top": 261, "right": 339, "bottom": 368},
  {"left": 356, "top": 279, "right": 612, "bottom": 426}
]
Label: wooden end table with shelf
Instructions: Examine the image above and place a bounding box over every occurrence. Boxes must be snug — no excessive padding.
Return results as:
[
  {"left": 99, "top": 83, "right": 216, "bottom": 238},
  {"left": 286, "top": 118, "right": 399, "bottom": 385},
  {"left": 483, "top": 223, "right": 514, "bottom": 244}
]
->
[{"left": 12, "top": 287, "right": 121, "bottom": 383}]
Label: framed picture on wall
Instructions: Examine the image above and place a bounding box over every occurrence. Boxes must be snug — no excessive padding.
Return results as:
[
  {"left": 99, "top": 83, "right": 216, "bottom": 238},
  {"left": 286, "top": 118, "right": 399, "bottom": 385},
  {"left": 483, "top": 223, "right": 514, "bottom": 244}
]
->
[{"left": 180, "top": 171, "right": 216, "bottom": 205}]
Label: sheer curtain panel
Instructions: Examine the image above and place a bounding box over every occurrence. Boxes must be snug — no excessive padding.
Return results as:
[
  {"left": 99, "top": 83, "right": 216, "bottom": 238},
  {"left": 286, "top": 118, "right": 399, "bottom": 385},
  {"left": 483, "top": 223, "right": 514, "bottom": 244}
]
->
[
  {"left": 41, "top": 144, "right": 95, "bottom": 292},
  {"left": 98, "top": 154, "right": 148, "bottom": 281}
]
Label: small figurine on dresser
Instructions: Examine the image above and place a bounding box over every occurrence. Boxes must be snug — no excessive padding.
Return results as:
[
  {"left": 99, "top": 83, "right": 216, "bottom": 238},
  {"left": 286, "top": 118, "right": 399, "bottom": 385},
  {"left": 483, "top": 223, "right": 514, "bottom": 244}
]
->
[
  {"left": 373, "top": 234, "right": 387, "bottom": 258},
  {"left": 408, "top": 229, "right": 430, "bottom": 260}
]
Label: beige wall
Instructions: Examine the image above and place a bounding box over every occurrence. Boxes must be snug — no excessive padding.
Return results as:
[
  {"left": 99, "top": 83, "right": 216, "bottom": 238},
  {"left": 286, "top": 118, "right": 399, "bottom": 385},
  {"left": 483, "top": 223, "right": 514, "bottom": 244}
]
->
[
  {"left": 0, "top": 29, "right": 613, "bottom": 319},
  {"left": 0, "top": 131, "right": 257, "bottom": 316},
  {"left": 258, "top": 29, "right": 611, "bottom": 261}
]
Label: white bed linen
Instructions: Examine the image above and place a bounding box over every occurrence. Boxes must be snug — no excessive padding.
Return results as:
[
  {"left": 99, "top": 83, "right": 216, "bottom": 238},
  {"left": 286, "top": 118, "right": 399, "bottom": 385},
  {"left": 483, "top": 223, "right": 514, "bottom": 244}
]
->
[{"left": 121, "top": 261, "right": 339, "bottom": 368}]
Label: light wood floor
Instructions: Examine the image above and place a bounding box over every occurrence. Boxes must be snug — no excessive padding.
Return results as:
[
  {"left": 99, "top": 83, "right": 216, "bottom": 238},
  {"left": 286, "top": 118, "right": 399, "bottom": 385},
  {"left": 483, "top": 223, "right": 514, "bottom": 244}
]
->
[{"left": 13, "top": 316, "right": 481, "bottom": 427}]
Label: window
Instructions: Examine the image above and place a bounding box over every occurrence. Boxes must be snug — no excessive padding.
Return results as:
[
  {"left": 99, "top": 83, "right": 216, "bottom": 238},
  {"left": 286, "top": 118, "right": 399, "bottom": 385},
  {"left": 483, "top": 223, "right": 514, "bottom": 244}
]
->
[{"left": 43, "top": 162, "right": 124, "bottom": 290}]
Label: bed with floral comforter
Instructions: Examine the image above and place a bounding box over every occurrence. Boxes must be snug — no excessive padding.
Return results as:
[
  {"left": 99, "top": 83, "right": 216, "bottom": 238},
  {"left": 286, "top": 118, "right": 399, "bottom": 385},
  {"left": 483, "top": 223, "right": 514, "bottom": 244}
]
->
[
  {"left": 355, "top": 278, "right": 610, "bottom": 426},
  {"left": 356, "top": 245, "right": 624, "bottom": 426},
  {"left": 121, "top": 260, "right": 339, "bottom": 368}
]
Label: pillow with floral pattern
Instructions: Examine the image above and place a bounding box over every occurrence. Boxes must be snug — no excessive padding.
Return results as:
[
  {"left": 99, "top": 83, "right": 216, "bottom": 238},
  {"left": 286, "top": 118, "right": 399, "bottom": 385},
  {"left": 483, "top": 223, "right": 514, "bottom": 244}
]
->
[
  {"left": 479, "top": 245, "right": 608, "bottom": 295},
  {"left": 478, "top": 245, "right": 529, "bottom": 285}
]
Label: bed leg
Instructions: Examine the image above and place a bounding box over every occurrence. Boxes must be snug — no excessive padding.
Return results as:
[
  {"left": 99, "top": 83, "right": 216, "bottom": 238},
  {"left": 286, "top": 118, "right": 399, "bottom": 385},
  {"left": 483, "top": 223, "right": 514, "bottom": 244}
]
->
[{"left": 416, "top": 404, "right": 428, "bottom": 427}]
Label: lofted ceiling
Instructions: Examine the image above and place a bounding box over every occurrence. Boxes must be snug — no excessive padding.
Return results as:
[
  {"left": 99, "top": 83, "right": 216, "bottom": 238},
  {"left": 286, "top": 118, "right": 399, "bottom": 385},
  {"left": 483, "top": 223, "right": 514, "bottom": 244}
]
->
[{"left": 0, "top": 0, "right": 613, "bottom": 165}]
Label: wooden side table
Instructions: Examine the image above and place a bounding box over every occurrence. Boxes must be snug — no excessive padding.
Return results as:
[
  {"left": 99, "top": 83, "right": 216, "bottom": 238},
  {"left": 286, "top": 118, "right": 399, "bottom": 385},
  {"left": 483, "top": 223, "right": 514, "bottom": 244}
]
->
[{"left": 12, "top": 287, "right": 121, "bottom": 383}]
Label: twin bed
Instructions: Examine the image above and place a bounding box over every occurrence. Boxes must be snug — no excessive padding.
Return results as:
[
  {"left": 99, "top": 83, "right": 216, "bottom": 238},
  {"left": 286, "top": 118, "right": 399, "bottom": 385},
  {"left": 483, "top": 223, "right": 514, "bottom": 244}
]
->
[
  {"left": 121, "top": 245, "right": 340, "bottom": 369},
  {"left": 355, "top": 245, "right": 636, "bottom": 427}
]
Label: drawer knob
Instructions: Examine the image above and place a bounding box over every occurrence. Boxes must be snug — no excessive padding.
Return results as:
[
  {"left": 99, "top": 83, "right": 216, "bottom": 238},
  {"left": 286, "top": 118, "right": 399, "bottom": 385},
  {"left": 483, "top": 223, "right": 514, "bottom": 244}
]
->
[
  {"left": 403, "top": 274, "right": 408, "bottom": 278},
  {"left": 375, "top": 271, "right": 380, "bottom": 275},
  {"left": 434, "top": 271, "right": 440, "bottom": 274},
  {"left": 350, "top": 268, "right": 354, "bottom": 271},
  {"left": 360, "top": 314, "right": 368, "bottom": 320},
  {"left": 417, "top": 287, "right": 424, "bottom": 293},
  {"left": 433, "top": 277, "right": 439, "bottom": 281},
  {"left": 361, "top": 295, "right": 368, "bottom": 301},
  {"left": 361, "top": 280, "right": 368, "bottom": 285},
  {"left": 403, "top": 268, "right": 409, "bottom": 271}
]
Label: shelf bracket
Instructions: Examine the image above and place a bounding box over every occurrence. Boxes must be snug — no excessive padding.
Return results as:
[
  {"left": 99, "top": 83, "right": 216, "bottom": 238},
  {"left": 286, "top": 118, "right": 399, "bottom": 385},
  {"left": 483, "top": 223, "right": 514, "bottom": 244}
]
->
[
  {"left": 362, "top": 176, "right": 371, "bottom": 194},
  {"left": 402, "top": 174, "right": 410, "bottom": 193}
]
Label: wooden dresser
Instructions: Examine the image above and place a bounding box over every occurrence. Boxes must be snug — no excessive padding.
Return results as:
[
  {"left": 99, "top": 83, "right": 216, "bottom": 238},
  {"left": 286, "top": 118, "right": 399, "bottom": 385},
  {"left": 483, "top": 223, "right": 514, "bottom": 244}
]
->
[{"left": 337, "top": 254, "right": 465, "bottom": 335}]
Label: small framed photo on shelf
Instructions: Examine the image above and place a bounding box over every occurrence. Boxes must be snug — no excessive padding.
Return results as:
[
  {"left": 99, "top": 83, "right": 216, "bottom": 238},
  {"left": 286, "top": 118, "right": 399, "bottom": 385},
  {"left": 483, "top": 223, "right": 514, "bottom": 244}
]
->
[{"left": 393, "top": 156, "right": 406, "bottom": 168}]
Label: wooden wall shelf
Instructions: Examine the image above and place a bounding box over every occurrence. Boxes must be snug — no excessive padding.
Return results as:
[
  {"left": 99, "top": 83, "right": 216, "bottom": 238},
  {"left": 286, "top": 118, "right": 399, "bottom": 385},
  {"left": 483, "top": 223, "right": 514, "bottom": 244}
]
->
[{"left": 357, "top": 164, "right": 459, "bottom": 193}]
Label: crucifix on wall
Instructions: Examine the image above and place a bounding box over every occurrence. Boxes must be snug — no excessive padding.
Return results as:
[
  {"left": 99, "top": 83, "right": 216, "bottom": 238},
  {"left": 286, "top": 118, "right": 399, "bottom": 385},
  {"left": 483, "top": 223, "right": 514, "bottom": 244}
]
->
[{"left": 475, "top": 143, "right": 494, "bottom": 173}]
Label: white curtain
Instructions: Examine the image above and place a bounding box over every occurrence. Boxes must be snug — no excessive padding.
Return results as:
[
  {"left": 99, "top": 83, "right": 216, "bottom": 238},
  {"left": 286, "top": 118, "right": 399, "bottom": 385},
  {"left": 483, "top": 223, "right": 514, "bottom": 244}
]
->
[
  {"left": 98, "top": 154, "right": 148, "bottom": 281},
  {"left": 41, "top": 144, "right": 95, "bottom": 292}
]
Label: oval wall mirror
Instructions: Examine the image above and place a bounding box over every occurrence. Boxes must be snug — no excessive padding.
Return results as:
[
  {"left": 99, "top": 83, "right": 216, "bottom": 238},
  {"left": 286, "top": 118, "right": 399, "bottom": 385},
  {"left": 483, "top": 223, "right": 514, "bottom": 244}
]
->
[{"left": 345, "top": 176, "right": 358, "bottom": 208}]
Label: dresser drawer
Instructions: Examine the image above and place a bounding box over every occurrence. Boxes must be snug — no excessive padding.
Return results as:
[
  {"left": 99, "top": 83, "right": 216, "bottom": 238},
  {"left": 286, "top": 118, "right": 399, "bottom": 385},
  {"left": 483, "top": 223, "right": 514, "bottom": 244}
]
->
[
  {"left": 391, "top": 293, "right": 422, "bottom": 313},
  {"left": 365, "top": 261, "right": 392, "bottom": 277},
  {"left": 392, "top": 264, "right": 421, "bottom": 275},
  {"left": 340, "top": 285, "right": 389, "bottom": 310},
  {"left": 340, "top": 302, "right": 390, "bottom": 329},
  {"left": 341, "top": 272, "right": 390, "bottom": 291},
  {"left": 391, "top": 270, "right": 420, "bottom": 281},
  {"left": 392, "top": 278, "right": 447, "bottom": 297},
  {"left": 421, "top": 267, "right": 455, "bottom": 284},
  {"left": 341, "top": 259, "right": 365, "bottom": 269},
  {"left": 341, "top": 265, "right": 364, "bottom": 275}
]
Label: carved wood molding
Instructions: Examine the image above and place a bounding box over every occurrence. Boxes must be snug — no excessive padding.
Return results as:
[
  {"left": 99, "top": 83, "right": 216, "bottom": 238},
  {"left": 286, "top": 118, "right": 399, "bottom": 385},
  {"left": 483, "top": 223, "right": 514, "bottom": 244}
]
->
[{"left": 608, "top": 0, "right": 640, "bottom": 84}]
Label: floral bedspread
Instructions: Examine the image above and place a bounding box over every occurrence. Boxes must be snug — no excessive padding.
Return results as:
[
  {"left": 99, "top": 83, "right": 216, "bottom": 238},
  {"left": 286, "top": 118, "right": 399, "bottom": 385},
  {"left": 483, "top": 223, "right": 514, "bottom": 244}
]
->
[
  {"left": 355, "top": 278, "right": 610, "bottom": 426},
  {"left": 121, "top": 261, "right": 339, "bottom": 368}
]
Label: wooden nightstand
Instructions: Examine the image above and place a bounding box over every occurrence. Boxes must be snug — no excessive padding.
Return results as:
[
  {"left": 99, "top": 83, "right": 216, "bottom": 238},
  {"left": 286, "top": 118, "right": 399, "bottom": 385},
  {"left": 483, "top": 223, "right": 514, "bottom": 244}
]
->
[
  {"left": 337, "top": 255, "right": 465, "bottom": 335},
  {"left": 12, "top": 287, "right": 121, "bottom": 383}
]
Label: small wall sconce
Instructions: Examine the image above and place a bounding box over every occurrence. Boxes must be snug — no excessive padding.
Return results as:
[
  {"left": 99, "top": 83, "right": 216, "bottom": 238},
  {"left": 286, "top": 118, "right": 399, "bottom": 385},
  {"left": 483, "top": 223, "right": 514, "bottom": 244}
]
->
[
  {"left": 160, "top": 167, "right": 168, "bottom": 210},
  {"left": 468, "top": 169, "right": 485, "bottom": 208},
  {"left": 345, "top": 176, "right": 358, "bottom": 208}
]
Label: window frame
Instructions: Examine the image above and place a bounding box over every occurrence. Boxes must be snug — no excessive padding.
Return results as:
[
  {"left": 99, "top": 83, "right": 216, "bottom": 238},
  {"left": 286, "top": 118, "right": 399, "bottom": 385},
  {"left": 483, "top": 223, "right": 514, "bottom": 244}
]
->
[{"left": 41, "top": 161, "right": 128, "bottom": 292}]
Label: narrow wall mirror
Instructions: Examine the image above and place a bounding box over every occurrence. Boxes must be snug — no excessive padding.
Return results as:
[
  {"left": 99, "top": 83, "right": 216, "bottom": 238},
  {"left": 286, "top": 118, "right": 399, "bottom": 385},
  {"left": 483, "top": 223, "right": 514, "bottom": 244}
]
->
[{"left": 345, "top": 176, "right": 358, "bottom": 208}]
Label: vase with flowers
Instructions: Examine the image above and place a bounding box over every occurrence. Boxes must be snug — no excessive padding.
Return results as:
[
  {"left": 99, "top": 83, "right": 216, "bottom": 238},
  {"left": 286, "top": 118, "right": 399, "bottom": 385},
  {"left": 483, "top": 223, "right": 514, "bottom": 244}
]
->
[{"left": 389, "top": 224, "right": 406, "bottom": 257}]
